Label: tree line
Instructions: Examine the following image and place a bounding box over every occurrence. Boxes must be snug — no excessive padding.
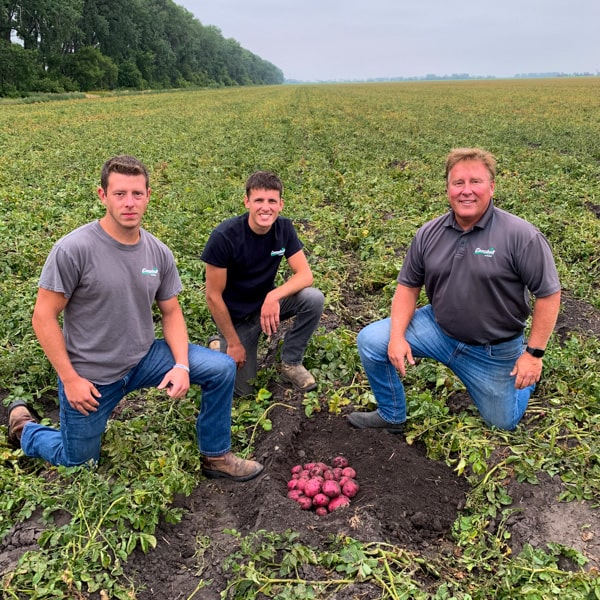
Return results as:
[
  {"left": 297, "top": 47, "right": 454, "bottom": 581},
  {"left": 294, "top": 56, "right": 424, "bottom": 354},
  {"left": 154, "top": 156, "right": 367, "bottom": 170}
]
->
[{"left": 0, "top": 0, "right": 284, "bottom": 96}]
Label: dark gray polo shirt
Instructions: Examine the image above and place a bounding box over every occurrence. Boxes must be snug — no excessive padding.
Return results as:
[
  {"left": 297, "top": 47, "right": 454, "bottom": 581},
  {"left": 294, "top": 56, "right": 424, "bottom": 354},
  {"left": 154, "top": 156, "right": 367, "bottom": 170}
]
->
[{"left": 398, "top": 202, "right": 560, "bottom": 345}]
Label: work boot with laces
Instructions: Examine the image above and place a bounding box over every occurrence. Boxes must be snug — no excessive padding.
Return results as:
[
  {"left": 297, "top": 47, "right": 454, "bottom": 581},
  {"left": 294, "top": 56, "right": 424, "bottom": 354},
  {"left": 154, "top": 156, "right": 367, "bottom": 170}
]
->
[
  {"left": 279, "top": 362, "right": 317, "bottom": 392},
  {"left": 201, "top": 452, "right": 264, "bottom": 482}
]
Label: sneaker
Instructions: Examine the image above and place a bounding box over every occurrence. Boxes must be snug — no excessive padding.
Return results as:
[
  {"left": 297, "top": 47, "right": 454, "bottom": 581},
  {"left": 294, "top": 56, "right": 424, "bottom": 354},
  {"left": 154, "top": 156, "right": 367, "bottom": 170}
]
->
[
  {"left": 347, "top": 410, "right": 405, "bottom": 434},
  {"left": 7, "top": 400, "right": 41, "bottom": 448},
  {"left": 202, "top": 452, "right": 264, "bottom": 482},
  {"left": 279, "top": 362, "right": 317, "bottom": 392},
  {"left": 207, "top": 335, "right": 221, "bottom": 352}
]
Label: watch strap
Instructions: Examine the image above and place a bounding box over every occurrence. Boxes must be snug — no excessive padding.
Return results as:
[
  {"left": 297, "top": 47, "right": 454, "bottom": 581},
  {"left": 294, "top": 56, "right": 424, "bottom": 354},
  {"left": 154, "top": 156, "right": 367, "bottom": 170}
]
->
[{"left": 525, "top": 346, "right": 545, "bottom": 358}]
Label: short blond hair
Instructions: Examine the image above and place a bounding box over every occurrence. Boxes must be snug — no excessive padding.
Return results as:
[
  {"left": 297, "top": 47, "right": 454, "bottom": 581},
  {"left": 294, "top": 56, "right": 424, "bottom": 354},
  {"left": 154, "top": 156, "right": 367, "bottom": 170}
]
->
[{"left": 445, "top": 148, "right": 496, "bottom": 182}]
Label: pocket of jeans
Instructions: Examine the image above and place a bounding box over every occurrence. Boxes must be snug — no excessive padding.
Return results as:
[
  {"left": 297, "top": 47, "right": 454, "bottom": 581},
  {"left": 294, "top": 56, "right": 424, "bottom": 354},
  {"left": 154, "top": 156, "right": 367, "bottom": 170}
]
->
[{"left": 487, "top": 340, "right": 523, "bottom": 360}]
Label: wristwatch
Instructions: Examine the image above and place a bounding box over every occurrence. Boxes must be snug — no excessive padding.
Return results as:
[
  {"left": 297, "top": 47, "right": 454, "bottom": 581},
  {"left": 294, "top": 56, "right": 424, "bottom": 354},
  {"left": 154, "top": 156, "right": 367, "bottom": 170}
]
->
[{"left": 525, "top": 346, "right": 545, "bottom": 358}]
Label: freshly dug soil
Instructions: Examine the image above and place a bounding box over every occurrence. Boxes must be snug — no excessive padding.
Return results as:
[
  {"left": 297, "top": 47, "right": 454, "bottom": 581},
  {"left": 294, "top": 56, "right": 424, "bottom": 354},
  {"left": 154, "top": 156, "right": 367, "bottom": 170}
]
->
[{"left": 1, "top": 291, "right": 599, "bottom": 597}]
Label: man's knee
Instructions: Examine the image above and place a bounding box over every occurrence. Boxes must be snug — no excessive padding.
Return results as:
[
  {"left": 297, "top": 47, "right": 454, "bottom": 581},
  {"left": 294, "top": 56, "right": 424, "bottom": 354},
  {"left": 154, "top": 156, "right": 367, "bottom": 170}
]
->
[
  {"left": 357, "top": 320, "right": 388, "bottom": 357},
  {"left": 299, "top": 287, "right": 324, "bottom": 312}
]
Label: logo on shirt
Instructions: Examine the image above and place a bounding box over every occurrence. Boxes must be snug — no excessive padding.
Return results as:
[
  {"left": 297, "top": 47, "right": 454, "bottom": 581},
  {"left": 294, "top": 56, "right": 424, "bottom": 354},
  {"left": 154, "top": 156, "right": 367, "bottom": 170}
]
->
[
  {"left": 474, "top": 247, "right": 495, "bottom": 258},
  {"left": 142, "top": 267, "right": 159, "bottom": 276},
  {"left": 270, "top": 247, "right": 285, "bottom": 257}
]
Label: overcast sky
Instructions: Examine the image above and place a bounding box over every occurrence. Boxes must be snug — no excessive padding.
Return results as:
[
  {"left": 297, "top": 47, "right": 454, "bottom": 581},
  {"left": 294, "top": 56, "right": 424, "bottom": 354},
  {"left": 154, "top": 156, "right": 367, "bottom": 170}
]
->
[{"left": 177, "top": 0, "right": 599, "bottom": 81}]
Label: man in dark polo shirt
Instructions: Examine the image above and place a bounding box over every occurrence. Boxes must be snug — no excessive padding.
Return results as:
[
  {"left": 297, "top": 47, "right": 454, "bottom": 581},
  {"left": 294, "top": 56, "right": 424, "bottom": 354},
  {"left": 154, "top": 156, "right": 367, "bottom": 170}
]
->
[
  {"left": 349, "top": 147, "right": 561, "bottom": 432},
  {"left": 201, "top": 171, "right": 324, "bottom": 397}
]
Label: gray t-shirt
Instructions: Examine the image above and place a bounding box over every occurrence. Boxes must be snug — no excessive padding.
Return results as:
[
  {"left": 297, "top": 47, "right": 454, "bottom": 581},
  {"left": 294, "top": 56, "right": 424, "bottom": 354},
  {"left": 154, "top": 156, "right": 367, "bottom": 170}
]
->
[
  {"left": 398, "top": 203, "right": 560, "bottom": 345},
  {"left": 39, "top": 221, "right": 182, "bottom": 384}
]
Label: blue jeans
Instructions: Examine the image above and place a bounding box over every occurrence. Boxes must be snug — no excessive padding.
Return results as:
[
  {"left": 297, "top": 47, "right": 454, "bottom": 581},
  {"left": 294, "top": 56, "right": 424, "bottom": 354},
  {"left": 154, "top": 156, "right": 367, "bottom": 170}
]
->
[
  {"left": 21, "top": 340, "right": 237, "bottom": 466},
  {"left": 217, "top": 287, "right": 324, "bottom": 396},
  {"left": 357, "top": 305, "right": 534, "bottom": 430}
]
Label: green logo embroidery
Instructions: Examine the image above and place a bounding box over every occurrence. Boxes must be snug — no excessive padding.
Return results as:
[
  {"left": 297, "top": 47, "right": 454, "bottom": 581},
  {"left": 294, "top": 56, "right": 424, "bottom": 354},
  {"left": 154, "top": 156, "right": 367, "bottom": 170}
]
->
[
  {"left": 474, "top": 247, "right": 495, "bottom": 258},
  {"left": 142, "top": 267, "right": 159, "bottom": 276},
  {"left": 270, "top": 247, "right": 285, "bottom": 257}
]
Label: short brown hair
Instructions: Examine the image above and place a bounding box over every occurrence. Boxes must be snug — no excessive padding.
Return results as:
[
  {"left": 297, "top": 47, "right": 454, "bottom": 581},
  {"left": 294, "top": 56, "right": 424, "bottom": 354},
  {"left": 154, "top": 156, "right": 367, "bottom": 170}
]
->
[
  {"left": 445, "top": 148, "right": 496, "bottom": 182},
  {"left": 100, "top": 155, "right": 150, "bottom": 192},
  {"left": 245, "top": 171, "right": 283, "bottom": 197}
]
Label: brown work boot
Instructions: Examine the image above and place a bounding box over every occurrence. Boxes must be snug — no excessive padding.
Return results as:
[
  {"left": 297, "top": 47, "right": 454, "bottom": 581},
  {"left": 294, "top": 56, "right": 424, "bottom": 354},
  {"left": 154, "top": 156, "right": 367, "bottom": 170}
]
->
[
  {"left": 279, "top": 362, "right": 317, "bottom": 392},
  {"left": 7, "top": 400, "right": 40, "bottom": 448},
  {"left": 202, "top": 452, "right": 264, "bottom": 482}
]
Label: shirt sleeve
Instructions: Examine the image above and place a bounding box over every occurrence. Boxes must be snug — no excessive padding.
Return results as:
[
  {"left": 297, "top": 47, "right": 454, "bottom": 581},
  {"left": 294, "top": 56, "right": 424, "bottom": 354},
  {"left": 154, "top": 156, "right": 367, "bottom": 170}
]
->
[
  {"left": 38, "top": 244, "right": 80, "bottom": 298},
  {"left": 515, "top": 232, "right": 561, "bottom": 298},
  {"left": 201, "top": 229, "right": 231, "bottom": 268},
  {"left": 397, "top": 231, "right": 425, "bottom": 288}
]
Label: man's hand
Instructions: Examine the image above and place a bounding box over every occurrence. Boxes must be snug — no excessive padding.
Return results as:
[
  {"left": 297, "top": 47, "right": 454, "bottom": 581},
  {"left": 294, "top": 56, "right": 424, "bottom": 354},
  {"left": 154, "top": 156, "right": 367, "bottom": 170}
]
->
[
  {"left": 63, "top": 376, "right": 101, "bottom": 416},
  {"left": 158, "top": 367, "right": 190, "bottom": 399},
  {"left": 227, "top": 341, "right": 247, "bottom": 369},
  {"left": 511, "top": 352, "right": 543, "bottom": 389},
  {"left": 260, "top": 294, "right": 281, "bottom": 336},
  {"left": 388, "top": 337, "right": 415, "bottom": 377}
]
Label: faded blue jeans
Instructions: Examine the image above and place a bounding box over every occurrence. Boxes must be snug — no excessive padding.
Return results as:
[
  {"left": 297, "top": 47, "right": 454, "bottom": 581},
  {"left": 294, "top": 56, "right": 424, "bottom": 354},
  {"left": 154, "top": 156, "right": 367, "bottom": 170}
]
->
[
  {"left": 357, "top": 305, "right": 535, "bottom": 430},
  {"left": 216, "top": 287, "right": 324, "bottom": 396},
  {"left": 21, "top": 340, "right": 236, "bottom": 466}
]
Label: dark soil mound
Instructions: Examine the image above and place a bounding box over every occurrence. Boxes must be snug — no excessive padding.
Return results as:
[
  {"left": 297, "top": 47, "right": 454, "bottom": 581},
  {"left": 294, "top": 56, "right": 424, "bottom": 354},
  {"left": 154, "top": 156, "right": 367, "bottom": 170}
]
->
[{"left": 124, "top": 397, "right": 470, "bottom": 598}]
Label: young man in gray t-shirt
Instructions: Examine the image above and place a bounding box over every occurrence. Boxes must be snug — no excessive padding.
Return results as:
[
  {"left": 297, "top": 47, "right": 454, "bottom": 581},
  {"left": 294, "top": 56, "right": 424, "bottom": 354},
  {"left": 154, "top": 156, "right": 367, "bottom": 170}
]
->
[{"left": 7, "top": 155, "right": 263, "bottom": 482}]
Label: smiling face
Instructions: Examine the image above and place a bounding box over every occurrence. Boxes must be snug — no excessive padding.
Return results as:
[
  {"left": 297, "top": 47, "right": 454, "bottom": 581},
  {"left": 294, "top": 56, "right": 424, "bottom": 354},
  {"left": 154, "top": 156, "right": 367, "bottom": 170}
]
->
[
  {"left": 244, "top": 187, "right": 284, "bottom": 234},
  {"left": 97, "top": 172, "right": 150, "bottom": 243},
  {"left": 446, "top": 160, "right": 495, "bottom": 230}
]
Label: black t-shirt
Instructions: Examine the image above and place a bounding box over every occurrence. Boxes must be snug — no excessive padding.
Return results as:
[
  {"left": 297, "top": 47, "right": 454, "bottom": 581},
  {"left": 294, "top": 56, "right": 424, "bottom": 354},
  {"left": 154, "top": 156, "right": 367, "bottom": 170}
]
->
[{"left": 201, "top": 214, "right": 303, "bottom": 322}]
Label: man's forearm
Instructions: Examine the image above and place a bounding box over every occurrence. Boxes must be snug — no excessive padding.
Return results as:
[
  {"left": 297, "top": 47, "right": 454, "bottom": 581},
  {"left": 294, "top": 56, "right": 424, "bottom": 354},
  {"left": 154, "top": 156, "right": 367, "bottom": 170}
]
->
[
  {"left": 527, "top": 290, "right": 561, "bottom": 349},
  {"left": 390, "top": 285, "right": 420, "bottom": 340},
  {"left": 161, "top": 309, "right": 190, "bottom": 366},
  {"left": 266, "top": 270, "right": 313, "bottom": 304},
  {"left": 32, "top": 317, "right": 79, "bottom": 383},
  {"left": 206, "top": 296, "right": 241, "bottom": 345}
]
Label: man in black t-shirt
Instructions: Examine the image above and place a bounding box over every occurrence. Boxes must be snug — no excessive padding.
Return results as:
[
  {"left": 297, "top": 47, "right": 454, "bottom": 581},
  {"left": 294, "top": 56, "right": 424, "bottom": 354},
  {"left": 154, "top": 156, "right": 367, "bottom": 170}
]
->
[{"left": 201, "top": 171, "right": 324, "bottom": 396}]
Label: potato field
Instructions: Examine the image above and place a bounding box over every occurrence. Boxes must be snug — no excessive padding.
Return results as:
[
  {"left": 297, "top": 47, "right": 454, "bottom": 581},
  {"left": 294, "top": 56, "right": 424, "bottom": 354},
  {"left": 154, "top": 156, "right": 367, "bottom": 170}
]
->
[{"left": 1, "top": 79, "right": 599, "bottom": 598}]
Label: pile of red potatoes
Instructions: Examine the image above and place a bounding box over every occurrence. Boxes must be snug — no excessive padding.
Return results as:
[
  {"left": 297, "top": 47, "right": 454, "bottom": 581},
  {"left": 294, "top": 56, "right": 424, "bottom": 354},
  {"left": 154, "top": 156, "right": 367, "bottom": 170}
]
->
[{"left": 286, "top": 456, "right": 360, "bottom": 516}]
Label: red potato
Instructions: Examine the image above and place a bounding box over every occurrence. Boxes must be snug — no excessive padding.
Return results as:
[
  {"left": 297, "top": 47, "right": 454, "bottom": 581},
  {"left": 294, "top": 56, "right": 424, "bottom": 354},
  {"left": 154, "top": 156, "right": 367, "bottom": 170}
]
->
[
  {"left": 332, "top": 456, "right": 349, "bottom": 469},
  {"left": 290, "top": 464, "right": 303, "bottom": 475},
  {"left": 295, "top": 477, "right": 309, "bottom": 492},
  {"left": 287, "top": 490, "right": 304, "bottom": 500},
  {"left": 322, "top": 480, "right": 341, "bottom": 498},
  {"left": 303, "top": 478, "right": 323, "bottom": 498},
  {"left": 339, "top": 476, "right": 350, "bottom": 488},
  {"left": 297, "top": 496, "right": 313, "bottom": 510},
  {"left": 342, "top": 479, "right": 360, "bottom": 498},
  {"left": 341, "top": 467, "right": 356, "bottom": 479},
  {"left": 315, "top": 506, "right": 328, "bottom": 516},
  {"left": 310, "top": 466, "right": 324, "bottom": 478},
  {"left": 312, "top": 493, "right": 330, "bottom": 508},
  {"left": 287, "top": 479, "right": 299, "bottom": 491},
  {"left": 303, "top": 462, "right": 316, "bottom": 471},
  {"left": 328, "top": 495, "right": 350, "bottom": 512},
  {"left": 332, "top": 467, "right": 343, "bottom": 481},
  {"left": 323, "top": 469, "right": 334, "bottom": 480}
]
